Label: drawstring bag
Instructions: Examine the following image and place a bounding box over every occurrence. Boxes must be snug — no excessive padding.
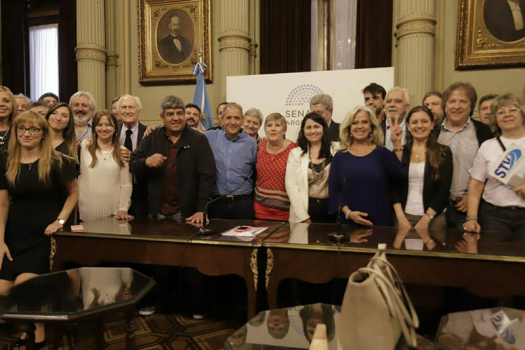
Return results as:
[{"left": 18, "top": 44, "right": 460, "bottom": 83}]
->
[{"left": 337, "top": 248, "right": 419, "bottom": 349}]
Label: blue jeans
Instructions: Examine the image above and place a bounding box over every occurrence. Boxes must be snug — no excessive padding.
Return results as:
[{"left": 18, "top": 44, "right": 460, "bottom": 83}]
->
[
  {"left": 148, "top": 212, "right": 182, "bottom": 221},
  {"left": 479, "top": 201, "right": 525, "bottom": 235}
]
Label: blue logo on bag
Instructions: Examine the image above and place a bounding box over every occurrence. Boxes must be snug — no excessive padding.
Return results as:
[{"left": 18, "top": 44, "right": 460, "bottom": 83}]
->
[
  {"left": 494, "top": 149, "right": 522, "bottom": 179},
  {"left": 490, "top": 314, "right": 516, "bottom": 344}
]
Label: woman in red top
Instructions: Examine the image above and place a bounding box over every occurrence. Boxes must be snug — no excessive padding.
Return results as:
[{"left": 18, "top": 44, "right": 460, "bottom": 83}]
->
[{"left": 254, "top": 113, "right": 297, "bottom": 220}]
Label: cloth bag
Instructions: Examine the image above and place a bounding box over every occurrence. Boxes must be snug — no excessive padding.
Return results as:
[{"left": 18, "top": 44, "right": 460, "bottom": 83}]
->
[{"left": 337, "top": 249, "right": 419, "bottom": 349}]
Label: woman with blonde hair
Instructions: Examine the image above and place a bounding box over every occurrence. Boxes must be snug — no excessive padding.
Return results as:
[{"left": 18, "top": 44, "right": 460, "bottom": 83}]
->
[
  {"left": 78, "top": 110, "right": 133, "bottom": 221},
  {"left": 329, "top": 106, "right": 402, "bottom": 226},
  {"left": 0, "top": 86, "right": 19, "bottom": 152},
  {"left": 254, "top": 113, "right": 297, "bottom": 220},
  {"left": 0, "top": 111, "right": 79, "bottom": 345}
]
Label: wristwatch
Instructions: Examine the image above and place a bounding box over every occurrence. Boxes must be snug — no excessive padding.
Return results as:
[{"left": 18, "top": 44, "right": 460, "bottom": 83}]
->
[{"left": 58, "top": 219, "right": 65, "bottom": 225}]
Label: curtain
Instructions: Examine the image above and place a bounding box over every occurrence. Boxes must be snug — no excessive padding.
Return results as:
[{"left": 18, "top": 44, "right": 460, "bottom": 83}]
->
[
  {"left": 333, "top": 0, "right": 358, "bottom": 70},
  {"left": 29, "top": 24, "right": 59, "bottom": 101}
]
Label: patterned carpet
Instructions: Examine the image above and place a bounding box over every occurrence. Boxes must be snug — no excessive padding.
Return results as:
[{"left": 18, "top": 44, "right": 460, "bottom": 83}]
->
[{"left": 0, "top": 312, "right": 241, "bottom": 350}]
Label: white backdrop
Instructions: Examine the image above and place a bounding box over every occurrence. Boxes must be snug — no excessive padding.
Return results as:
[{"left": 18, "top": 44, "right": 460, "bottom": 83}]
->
[{"left": 227, "top": 67, "right": 394, "bottom": 142}]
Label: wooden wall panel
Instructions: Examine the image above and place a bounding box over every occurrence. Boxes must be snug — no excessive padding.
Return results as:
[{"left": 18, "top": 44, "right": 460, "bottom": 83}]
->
[
  {"left": 260, "top": 0, "right": 311, "bottom": 74},
  {"left": 1, "top": 1, "right": 29, "bottom": 94},
  {"left": 355, "top": 0, "right": 393, "bottom": 69},
  {"left": 58, "top": 0, "right": 77, "bottom": 102}
]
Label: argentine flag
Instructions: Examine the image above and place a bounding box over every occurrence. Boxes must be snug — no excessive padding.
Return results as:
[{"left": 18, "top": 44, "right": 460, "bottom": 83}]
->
[{"left": 192, "top": 62, "right": 213, "bottom": 130}]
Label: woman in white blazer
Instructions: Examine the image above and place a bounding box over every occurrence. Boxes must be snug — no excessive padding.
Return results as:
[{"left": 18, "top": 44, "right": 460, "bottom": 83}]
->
[{"left": 286, "top": 112, "right": 339, "bottom": 223}]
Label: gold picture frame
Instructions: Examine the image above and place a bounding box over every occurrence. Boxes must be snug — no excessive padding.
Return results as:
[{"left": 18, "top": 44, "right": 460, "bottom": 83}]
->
[
  {"left": 456, "top": 0, "right": 525, "bottom": 69},
  {"left": 138, "top": 0, "right": 212, "bottom": 84}
]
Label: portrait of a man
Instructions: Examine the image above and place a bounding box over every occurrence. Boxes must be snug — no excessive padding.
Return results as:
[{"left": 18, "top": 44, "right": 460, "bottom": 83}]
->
[
  {"left": 158, "top": 12, "right": 193, "bottom": 64},
  {"left": 484, "top": 0, "right": 525, "bottom": 42}
]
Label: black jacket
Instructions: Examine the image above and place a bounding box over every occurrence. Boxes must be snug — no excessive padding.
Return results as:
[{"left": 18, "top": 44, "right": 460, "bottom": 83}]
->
[
  {"left": 393, "top": 146, "right": 453, "bottom": 215},
  {"left": 129, "top": 125, "right": 216, "bottom": 217},
  {"left": 329, "top": 121, "right": 340, "bottom": 141}
]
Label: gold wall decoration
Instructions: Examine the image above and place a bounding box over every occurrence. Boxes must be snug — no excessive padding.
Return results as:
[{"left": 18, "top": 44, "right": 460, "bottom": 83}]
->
[
  {"left": 456, "top": 0, "right": 525, "bottom": 69},
  {"left": 138, "top": 0, "right": 212, "bottom": 84}
]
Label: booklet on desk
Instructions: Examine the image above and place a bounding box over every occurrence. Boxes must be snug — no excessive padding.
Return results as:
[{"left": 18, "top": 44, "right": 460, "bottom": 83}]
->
[
  {"left": 491, "top": 143, "right": 525, "bottom": 188},
  {"left": 221, "top": 226, "right": 269, "bottom": 237}
]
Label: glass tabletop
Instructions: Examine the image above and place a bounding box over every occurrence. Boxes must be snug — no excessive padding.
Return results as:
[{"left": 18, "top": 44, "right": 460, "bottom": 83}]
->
[
  {"left": 435, "top": 307, "right": 525, "bottom": 349},
  {"left": 0, "top": 267, "right": 155, "bottom": 321},
  {"left": 260, "top": 223, "right": 525, "bottom": 262},
  {"left": 58, "top": 217, "right": 286, "bottom": 246},
  {"left": 226, "top": 304, "right": 341, "bottom": 349}
]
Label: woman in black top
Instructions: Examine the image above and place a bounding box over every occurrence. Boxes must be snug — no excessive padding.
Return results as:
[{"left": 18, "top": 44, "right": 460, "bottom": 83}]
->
[
  {"left": 0, "top": 111, "right": 78, "bottom": 345},
  {"left": 392, "top": 106, "right": 453, "bottom": 230}
]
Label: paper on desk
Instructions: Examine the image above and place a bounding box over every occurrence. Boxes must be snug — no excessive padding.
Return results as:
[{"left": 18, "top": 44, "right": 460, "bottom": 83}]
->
[{"left": 221, "top": 226, "right": 269, "bottom": 237}]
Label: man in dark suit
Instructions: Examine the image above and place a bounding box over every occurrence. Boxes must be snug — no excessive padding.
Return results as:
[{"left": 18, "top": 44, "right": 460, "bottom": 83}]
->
[
  {"left": 117, "top": 94, "right": 147, "bottom": 217},
  {"left": 158, "top": 15, "right": 192, "bottom": 64},
  {"left": 484, "top": 0, "right": 525, "bottom": 42},
  {"left": 309, "top": 94, "right": 340, "bottom": 141}
]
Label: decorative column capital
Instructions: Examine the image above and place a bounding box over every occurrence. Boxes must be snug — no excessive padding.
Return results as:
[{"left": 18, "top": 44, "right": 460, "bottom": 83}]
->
[
  {"left": 75, "top": 44, "right": 107, "bottom": 63},
  {"left": 218, "top": 32, "right": 251, "bottom": 52},
  {"left": 395, "top": 14, "right": 436, "bottom": 40},
  {"left": 106, "top": 51, "right": 119, "bottom": 67}
]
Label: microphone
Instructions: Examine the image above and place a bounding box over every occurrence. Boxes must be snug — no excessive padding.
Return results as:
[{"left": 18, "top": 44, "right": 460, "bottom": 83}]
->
[
  {"left": 328, "top": 178, "right": 350, "bottom": 244},
  {"left": 198, "top": 176, "right": 251, "bottom": 235}
]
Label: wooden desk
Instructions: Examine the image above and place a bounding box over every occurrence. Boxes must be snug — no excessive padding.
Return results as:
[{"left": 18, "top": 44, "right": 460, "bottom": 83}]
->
[
  {"left": 52, "top": 218, "right": 284, "bottom": 319},
  {"left": 262, "top": 223, "right": 525, "bottom": 309}
]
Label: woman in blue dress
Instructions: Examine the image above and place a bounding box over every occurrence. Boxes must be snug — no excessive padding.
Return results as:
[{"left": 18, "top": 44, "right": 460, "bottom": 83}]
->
[{"left": 328, "top": 106, "right": 402, "bottom": 226}]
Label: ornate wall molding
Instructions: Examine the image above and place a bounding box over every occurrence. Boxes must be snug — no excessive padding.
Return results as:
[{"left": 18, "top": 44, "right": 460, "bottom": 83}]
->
[
  {"left": 218, "top": 34, "right": 251, "bottom": 52},
  {"left": 396, "top": 15, "right": 436, "bottom": 40},
  {"left": 106, "top": 51, "right": 119, "bottom": 67},
  {"left": 75, "top": 44, "right": 107, "bottom": 63}
]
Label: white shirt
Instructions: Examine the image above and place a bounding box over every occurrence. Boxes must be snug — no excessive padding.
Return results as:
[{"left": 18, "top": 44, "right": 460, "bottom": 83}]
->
[
  {"left": 405, "top": 162, "right": 425, "bottom": 215},
  {"left": 469, "top": 136, "right": 525, "bottom": 207},
  {"left": 78, "top": 139, "right": 133, "bottom": 221},
  {"left": 384, "top": 117, "right": 406, "bottom": 151},
  {"left": 508, "top": 0, "right": 525, "bottom": 31},
  {"left": 119, "top": 122, "right": 139, "bottom": 151}
]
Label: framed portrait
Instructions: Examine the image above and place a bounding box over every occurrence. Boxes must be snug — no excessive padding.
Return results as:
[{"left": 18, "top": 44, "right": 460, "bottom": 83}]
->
[
  {"left": 138, "top": 0, "right": 212, "bottom": 84},
  {"left": 456, "top": 0, "right": 525, "bottom": 69}
]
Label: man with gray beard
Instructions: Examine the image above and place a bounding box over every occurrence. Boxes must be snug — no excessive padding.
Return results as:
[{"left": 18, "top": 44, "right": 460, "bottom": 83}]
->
[{"left": 69, "top": 91, "right": 96, "bottom": 141}]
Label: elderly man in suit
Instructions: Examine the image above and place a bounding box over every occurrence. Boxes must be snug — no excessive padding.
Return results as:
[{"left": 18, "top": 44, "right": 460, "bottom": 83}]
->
[
  {"left": 309, "top": 94, "right": 340, "bottom": 141},
  {"left": 118, "top": 94, "right": 147, "bottom": 217}
]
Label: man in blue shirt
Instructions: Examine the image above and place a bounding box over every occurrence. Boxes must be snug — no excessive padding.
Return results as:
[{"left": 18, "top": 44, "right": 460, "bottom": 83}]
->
[{"left": 205, "top": 102, "right": 258, "bottom": 219}]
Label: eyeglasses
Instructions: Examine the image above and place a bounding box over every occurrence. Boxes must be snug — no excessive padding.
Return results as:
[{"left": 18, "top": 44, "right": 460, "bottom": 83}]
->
[
  {"left": 496, "top": 107, "right": 520, "bottom": 117},
  {"left": 16, "top": 126, "right": 42, "bottom": 135}
]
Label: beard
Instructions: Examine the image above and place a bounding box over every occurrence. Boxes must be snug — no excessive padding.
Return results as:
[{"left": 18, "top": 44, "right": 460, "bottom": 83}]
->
[{"left": 74, "top": 113, "right": 92, "bottom": 127}]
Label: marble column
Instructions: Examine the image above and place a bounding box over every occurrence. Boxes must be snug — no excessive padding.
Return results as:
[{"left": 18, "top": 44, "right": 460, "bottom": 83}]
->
[
  {"left": 76, "top": 0, "right": 106, "bottom": 109},
  {"left": 218, "top": 0, "right": 251, "bottom": 104},
  {"left": 105, "top": 0, "right": 119, "bottom": 107},
  {"left": 394, "top": 0, "right": 436, "bottom": 105}
]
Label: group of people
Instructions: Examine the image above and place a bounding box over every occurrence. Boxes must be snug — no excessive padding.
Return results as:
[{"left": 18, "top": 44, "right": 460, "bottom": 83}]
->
[{"left": 0, "top": 79, "right": 524, "bottom": 334}]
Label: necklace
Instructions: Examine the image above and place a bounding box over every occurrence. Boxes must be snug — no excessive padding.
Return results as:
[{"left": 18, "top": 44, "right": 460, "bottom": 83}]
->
[
  {"left": 100, "top": 150, "right": 112, "bottom": 161},
  {"left": 28, "top": 161, "right": 36, "bottom": 170},
  {"left": 0, "top": 128, "right": 10, "bottom": 148},
  {"left": 267, "top": 141, "right": 285, "bottom": 161}
]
